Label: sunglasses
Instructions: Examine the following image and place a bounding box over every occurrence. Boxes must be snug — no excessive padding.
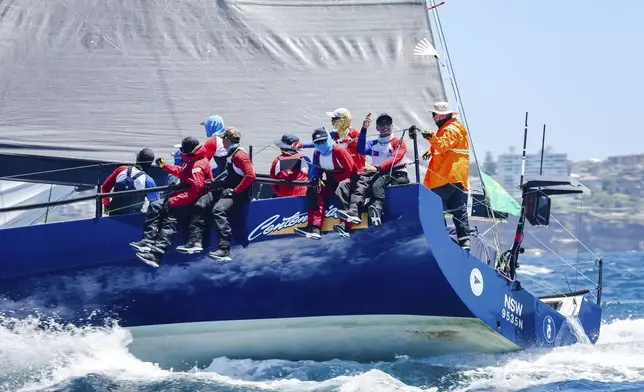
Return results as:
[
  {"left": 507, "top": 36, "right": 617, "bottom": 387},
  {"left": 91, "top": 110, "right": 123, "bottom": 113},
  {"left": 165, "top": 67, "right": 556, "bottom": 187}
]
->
[{"left": 313, "top": 139, "right": 327, "bottom": 145}]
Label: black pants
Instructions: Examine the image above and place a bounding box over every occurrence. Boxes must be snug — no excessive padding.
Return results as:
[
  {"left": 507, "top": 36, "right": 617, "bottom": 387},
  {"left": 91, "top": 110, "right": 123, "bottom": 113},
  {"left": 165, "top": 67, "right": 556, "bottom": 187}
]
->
[
  {"left": 185, "top": 191, "right": 243, "bottom": 249},
  {"left": 431, "top": 182, "right": 470, "bottom": 242},
  {"left": 142, "top": 199, "right": 190, "bottom": 255},
  {"left": 336, "top": 171, "right": 410, "bottom": 216},
  {"left": 335, "top": 174, "right": 361, "bottom": 215}
]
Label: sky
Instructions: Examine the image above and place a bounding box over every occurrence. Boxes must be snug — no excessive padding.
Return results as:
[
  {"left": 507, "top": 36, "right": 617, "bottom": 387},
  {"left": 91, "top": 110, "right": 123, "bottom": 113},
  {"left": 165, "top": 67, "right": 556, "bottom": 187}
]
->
[{"left": 433, "top": 0, "right": 643, "bottom": 161}]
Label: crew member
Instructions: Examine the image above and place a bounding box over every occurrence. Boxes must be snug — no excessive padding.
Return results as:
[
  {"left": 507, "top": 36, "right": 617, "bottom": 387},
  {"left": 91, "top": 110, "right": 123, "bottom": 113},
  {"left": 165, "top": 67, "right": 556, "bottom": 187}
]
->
[
  {"left": 270, "top": 134, "right": 309, "bottom": 197},
  {"left": 175, "top": 128, "right": 257, "bottom": 260},
  {"left": 336, "top": 112, "right": 409, "bottom": 229},
  {"left": 201, "top": 114, "right": 229, "bottom": 179},
  {"left": 420, "top": 101, "right": 471, "bottom": 251},
  {"left": 101, "top": 148, "right": 160, "bottom": 215},
  {"left": 129, "top": 136, "right": 213, "bottom": 267},
  {"left": 206, "top": 127, "right": 256, "bottom": 261},
  {"left": 294, "top": 127, "right": 356, "bottom": 240},
  {"left": 293, "top": 108, "right": 366, "bottom": 171},
  {"left": 167, "top": 114, "right": 227, "bottom": 185}
]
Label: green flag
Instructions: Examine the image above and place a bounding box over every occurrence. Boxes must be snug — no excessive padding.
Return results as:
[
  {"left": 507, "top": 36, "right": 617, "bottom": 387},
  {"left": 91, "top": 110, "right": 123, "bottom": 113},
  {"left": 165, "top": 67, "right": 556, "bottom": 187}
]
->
[{"left": 479, "top": 172, "right": 521, "bottom": 217}]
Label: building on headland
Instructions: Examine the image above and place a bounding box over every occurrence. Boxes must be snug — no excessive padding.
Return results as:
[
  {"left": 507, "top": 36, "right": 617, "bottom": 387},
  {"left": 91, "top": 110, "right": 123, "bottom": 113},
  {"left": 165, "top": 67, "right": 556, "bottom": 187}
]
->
[
  {"left": 605, "top": 154, "right": 644, "bottom": 166},
  {"left": 495, "top": 147, "right": 570, "bottom": 197}
]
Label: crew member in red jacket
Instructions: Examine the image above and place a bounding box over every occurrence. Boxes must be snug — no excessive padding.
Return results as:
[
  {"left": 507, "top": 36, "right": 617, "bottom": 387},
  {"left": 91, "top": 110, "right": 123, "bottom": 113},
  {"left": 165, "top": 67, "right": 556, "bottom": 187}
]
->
[
  {"left": 129, "top": 136, "right": 212, "bottom": 268},
  {"left": 294, "top": 127, "right": 356, "bottom": 240},
  {"left": 201, "top": 127, "right": 256, "bottom": 261},
  {"left": 293, "top": 108, "right": 366, "bottom": 172},
  {"left": 270, "top": 134, "right": 308, "bottom": 197}
]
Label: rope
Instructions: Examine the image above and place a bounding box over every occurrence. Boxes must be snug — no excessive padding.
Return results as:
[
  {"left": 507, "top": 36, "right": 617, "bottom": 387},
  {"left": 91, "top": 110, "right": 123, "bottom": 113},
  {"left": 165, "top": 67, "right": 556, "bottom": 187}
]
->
[
  {"left": 548, "top": 214, "right": 601, "bottom": 260},
  {"left": 524, "top": 230, "right": 598, "bottom": 288}
]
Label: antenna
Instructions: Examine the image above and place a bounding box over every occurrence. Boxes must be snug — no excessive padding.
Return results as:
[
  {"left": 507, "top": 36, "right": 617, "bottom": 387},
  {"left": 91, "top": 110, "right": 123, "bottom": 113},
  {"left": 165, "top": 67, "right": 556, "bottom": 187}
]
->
[
  {"left": 539, "top": 124, "right": 546, "bottom": 175},
  {"left": 518, "top": 112, "right": 528, "bottom": 189}
]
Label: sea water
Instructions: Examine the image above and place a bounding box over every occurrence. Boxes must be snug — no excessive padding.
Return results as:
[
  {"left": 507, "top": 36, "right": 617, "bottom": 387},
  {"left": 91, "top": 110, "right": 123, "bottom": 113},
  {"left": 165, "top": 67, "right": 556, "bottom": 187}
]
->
[{"left": 1, "top": 251, "right": 643, "bottom": 392}]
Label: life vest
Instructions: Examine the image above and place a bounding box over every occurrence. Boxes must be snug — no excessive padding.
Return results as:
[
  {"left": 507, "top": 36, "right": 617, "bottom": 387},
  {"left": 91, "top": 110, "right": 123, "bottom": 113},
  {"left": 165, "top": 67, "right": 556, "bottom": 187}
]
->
[
  {"left": 109, "top": 166, "right": 146, "bottom": 215},
  {"left": 224, "top": 147, "right": 250, "bottom": 198}
]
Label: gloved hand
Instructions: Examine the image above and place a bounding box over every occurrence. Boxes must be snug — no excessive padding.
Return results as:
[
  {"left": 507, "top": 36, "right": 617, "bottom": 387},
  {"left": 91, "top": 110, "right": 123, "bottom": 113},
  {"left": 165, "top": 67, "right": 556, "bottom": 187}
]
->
[
  {"left": 221, "top": 188, "right": 235, "bottom": 198},
  {"left": 155, "top": 157, "right": 166, "bottom": 168},
  {"left": 291, "top": 141, "right": 304, "bottom": 150},
  {"left": 422, "top": 150, "right": 431, "bottom": 161},
  {"left": 421, "top": 130, "right": 434, "bottom": 139}
]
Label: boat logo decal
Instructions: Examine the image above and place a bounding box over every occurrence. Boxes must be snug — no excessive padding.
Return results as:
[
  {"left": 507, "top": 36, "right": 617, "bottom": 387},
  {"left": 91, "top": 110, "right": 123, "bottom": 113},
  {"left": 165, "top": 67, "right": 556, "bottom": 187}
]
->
[
  {"left": 247, "top": 207, "right": 368, "bottom": 241},
  {"left": 469, "top": 268, "right": 484, "bottom": 296},
  {"left": 543, "top": 315, "right": 556, "bottom": 343}
]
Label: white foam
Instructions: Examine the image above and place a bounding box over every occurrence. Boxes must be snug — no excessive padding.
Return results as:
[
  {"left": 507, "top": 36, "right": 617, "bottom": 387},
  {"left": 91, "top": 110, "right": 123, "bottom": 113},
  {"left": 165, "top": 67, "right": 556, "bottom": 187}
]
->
[
  {"left": 453, "top": 318, "right": 644, "bottom": 391},
  {"left": 3, "top": 315, "right": 644, "bottom": 392}
]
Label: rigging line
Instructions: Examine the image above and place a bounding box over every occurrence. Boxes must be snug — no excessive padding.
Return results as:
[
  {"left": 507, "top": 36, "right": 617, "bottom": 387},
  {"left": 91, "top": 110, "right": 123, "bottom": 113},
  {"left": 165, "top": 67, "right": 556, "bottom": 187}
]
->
[
  {"left": 0, "top": 164, "right": 103, "bottom": 180},
  {"left": 575, "top": 195, "right": 584, "bottom": 291},
  {"left": 524, "top": 230, "right": 598, "bottom": 288},
  {"left": 427, "top": 0, "right": 503, "bottom": 252},
  {"left": 1, "top": 159, "right": 159, "bottom": 181},
  {"left": 542, "top": 260, "right": 597, "bottom": 267},
  {"left": 548, "top": 213, "right": 600, "bottom": 260},
  {"left": 516, "top": 270, "right": 596, "bottom": 301},
  {"left": 562, "top": 266, "right": 574, "bottom": 294}
]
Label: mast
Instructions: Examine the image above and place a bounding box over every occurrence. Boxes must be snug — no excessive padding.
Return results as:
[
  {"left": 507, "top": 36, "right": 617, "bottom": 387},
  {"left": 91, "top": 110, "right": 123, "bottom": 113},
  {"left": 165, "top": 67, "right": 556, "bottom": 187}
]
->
[
  {"left": 539, "top": 124, "right": 546, "bottom": 175},
  {"left": 508, "top": 112, "right": 529, "bottom": 281}
]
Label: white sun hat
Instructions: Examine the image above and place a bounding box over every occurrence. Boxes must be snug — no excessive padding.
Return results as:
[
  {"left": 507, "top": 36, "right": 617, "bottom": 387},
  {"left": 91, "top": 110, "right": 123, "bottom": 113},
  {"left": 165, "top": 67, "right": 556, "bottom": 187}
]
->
[{"left": 427, "top": 101, "right": 458, "bottom": 115}]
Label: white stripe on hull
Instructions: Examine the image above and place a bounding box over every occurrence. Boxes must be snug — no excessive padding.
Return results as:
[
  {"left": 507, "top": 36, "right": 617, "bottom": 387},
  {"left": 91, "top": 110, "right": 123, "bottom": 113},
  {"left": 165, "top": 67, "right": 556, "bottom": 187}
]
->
[{"left": 127, "top": 314, "right": 520, "bottom": 370}]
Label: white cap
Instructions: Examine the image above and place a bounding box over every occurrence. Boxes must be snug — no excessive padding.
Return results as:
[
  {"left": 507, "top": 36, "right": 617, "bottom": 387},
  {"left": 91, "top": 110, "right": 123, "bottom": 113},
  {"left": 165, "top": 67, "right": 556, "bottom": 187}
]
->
[
  {"left": 427, "top": 101, "right": 458, "bottom": 115},
  {"left": 325, "top": 107, "right": 352, "bottom": 119}
]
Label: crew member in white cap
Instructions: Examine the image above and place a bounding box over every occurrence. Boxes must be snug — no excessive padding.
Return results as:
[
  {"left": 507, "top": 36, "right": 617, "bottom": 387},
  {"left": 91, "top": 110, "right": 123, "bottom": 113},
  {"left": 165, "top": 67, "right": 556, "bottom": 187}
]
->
[{"left": 418, "top": 101, "right": 471, "bottom": 251}]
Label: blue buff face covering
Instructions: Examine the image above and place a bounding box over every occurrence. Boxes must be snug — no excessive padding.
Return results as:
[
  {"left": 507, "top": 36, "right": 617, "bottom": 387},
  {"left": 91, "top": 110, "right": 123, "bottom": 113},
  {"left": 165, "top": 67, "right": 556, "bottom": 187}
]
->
[{"left": 314, "top": 136, "right": 334, "bottom": 156}]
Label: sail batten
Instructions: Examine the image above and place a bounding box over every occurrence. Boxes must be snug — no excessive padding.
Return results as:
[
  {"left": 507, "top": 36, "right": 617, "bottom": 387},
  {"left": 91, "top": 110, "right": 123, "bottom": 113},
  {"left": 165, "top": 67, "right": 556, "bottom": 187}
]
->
[{"left": 0, "top": 0, "right": 445, "bottom": 170}]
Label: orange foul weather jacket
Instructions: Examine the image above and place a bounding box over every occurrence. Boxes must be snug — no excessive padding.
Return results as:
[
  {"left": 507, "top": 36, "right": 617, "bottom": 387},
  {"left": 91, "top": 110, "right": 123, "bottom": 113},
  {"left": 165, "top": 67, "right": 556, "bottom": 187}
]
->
[{"left": 422, "top": 118, "right": 470, "bottom": 190}]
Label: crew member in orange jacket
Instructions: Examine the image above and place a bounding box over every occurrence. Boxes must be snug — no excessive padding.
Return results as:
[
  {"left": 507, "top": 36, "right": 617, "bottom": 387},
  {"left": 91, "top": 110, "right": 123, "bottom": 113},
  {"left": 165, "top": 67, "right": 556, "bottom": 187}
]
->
[
  {"left": 419, "top": 101, "right": 471, "bottom": 251},
  {"left": 270, "top": 134, "right": 309, "bottom": 197}
]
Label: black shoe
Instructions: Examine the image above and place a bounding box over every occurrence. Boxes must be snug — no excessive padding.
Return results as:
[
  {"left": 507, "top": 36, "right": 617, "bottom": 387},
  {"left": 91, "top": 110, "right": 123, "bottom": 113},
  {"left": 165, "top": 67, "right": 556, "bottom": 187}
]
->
[
  {"left": 130, "top": 239, "right": 152, "bottom": 253},
  {"left": 337, "top": 210, "right": 362, "bottom": 225},
  {"left": 294, "top": 225, "right": 322, "bottom": 240},
  {"left": 208, "top": 247, "right": 232, "bottom": 262},
  {"left": 176, "top": 242, "right": 203, "bottom": 254},
  {"left": 459, "top": 238, "right": 471, "bottom": 252},
  {"left": 333, "top": 222, "right": 351, "bottom": 238},
  {"left": 136, "top": 252, "right": 161, "bottom": 268},
  {"left": 368, "top": 205, "right": 382, "bottom": 226}
]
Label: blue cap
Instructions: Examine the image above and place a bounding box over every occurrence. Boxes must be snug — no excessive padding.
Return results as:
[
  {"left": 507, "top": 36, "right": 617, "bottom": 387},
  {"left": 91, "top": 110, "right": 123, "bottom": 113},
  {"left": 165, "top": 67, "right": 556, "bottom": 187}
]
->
[{"left": 275, "top": 134, "right": 300, "bottom": 149}]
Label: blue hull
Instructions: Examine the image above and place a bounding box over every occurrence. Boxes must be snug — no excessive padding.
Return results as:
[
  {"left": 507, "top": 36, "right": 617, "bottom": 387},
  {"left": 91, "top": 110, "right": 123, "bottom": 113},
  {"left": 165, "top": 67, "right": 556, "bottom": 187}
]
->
[{"left": 0, "top": 184, "right": 602, "bottom": 364}]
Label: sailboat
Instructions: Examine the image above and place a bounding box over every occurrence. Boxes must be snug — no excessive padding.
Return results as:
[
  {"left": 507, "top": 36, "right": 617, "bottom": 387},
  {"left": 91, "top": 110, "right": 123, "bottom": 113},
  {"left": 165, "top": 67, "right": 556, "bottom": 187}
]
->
[{"left": 0, "top": 0, "right": 602, "bottom": 369}]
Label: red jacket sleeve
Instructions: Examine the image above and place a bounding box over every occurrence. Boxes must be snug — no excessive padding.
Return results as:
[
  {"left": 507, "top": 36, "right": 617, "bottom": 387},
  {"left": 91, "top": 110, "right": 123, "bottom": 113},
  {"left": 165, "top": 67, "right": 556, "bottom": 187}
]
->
[
  {"left": 100, "top": 166, "right": 126, "bottom": 206},
  {"left": 232, "top": 151, "right": 256, "bottom": 194},
  {"left": 168, "top": 163, "right": 207, "bottom": 208},
  {"left": 334, "top": 146, "right": 355, "bottom": 178},
  {"left": 378, "top": 137, "right": 407, "bottom": 172},
  {"left": 162, "top": 163, "right": 182, "bottom": 178},
  {"left": 204, "top": 137, "right": 217, "bottom": 160}
]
